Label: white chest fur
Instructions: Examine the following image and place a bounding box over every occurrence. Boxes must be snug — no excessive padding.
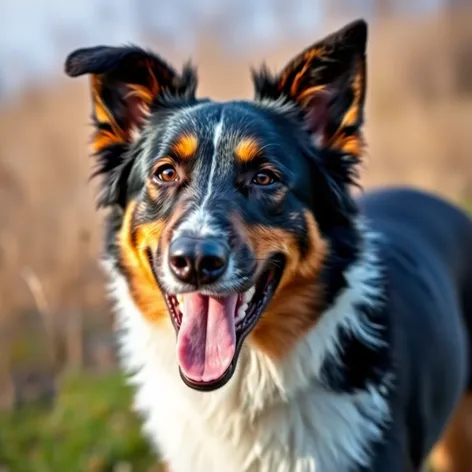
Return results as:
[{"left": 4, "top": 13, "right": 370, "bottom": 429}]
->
[{"left": 107, "top": 235, "right": 390, "bottom": 472}]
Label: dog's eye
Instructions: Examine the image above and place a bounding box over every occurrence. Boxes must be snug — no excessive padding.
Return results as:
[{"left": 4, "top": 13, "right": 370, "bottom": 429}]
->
[
  {"left": 154, "top": 164, "right": 179, "bottom": 183},
  {"left": 252, "top": 171, "right": 277, "bottom": 186}
]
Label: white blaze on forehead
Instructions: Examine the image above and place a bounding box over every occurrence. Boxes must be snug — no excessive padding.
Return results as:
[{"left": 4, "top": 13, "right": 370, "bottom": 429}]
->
[
  {"left": 173, "top": 112, "right": 225, "bottom": 238},
  {"left": 201, "top": 114, "right": 224, "bottom": 213}
]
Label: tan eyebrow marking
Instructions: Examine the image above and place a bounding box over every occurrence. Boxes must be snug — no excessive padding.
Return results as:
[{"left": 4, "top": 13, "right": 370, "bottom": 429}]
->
[
  {"left": 171, "top": 134, "right": 199, "bottom": 159},
  {"left": 234, "top": 138, "right": 261, "bottom": 162}
]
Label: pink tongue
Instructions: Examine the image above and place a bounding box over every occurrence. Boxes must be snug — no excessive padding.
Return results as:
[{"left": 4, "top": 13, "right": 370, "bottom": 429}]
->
[{"left": 176, "top": 293, "right": 238, "bottom": 383}]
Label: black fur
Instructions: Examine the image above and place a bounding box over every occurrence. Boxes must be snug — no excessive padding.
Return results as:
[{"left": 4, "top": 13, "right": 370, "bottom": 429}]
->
[{"left": 320, "top": 290, "right": 392, "bottom": 394}]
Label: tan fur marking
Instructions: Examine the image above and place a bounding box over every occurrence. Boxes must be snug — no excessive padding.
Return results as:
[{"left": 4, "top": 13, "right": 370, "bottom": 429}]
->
[
  {"left": 118, "top": 200, "right": 168, "bottom": 324},
  {"left": 326, "top": 57, "right": 365, "bottom": 157},
  {"left": 91, "top": 60, "right": 161, "bottom": 153},
  {"left": 234, "top": 138, "right": 261, "bottom": 163},
  {"left": 290, "top": 49, "right": 324, "bottom": 97},
  {"left": 341, "top": 59, "right": 364, "bottom": 128},
  {"left": 91, "top": 75, "right": 127, "bottom": 153},
  {"left": 172, "top": 134, "right": 199, "bottom": 160},
  {"left": 297, "top": 84, "right": 326, "bottom": 105},
  {"left": 92, "top": 129, "right": 124, "bottom": 153},
  {"left": 127, "top": 65, "right": 160, "bottom": 106},
  {"left": 429, "top": 393, "right": 472, "bottom": 472},
  {"left": 127, "top": 58, "right": 163, "bottom": 106},
  {"left": 329, "top": 132, "right": 364, "bottom": 158},
  {"left": 242, "top": 211, "right": 328, "bottom": 359},
  {"left": 279, "top": 47, "right": 325, "bottom": 93}
]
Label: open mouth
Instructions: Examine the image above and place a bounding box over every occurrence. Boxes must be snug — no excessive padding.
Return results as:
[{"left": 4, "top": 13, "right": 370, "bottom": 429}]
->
[{"left": 163, "top": 254, "right": 285, "bottom": 391}]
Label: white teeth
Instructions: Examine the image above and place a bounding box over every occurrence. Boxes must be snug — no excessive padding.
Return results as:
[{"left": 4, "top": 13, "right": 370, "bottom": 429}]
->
[
  {"left": 236, "top": 287, "right": 256, "bottom": 324},
  {"left": 243, "top": 286, "right": 256, "bottom": 304},
  {"left": 236, "top": 303, "right": 249, "bottom": 323},
  {"left": 176, "top": 295, "right": 184, "bottom": 314}
]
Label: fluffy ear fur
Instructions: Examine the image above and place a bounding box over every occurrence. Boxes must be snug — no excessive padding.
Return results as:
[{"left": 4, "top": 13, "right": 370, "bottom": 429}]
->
[
  {"left": 64, "top": 45, "right": 197, "bottom": 207},
  {"left": 252, "top": 19, "right": 367, "bottom": 159},
  {"left": 65, "top": 45, "right": 197, "bottom": 153}
]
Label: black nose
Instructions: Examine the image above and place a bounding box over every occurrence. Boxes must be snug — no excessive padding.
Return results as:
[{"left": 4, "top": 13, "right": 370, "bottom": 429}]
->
[{"left": 168, "top": 236, "right": 229, "bottom": 286}]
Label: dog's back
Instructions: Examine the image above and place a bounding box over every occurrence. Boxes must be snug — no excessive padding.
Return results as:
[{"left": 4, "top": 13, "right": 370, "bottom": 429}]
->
[{"left": 359, "top": 187, "right": 472, "bottom": 471}]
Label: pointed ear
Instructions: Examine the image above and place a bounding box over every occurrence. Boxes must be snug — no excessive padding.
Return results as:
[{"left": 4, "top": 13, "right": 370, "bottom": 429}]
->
[
  {"left": 65, "top": 45, "right": 197, "bottom": 154},
  {"left": 253, "top": 19, "right": 367, "bottom": 158}
]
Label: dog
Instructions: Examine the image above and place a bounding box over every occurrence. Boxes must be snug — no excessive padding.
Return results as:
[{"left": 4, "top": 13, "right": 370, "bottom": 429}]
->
[{"left": 65, "top": 19, "right": 472, "bottom": 472}]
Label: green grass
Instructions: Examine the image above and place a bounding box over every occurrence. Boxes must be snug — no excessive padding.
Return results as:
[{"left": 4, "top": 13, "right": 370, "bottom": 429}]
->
[{"left": 0, "top": 371, "right": 160, "bottom": 472}]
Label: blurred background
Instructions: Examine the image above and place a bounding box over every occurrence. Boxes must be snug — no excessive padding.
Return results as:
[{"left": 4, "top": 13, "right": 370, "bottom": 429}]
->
[{"left": 0, "top": 0, "right": 471, "bottom": 470}]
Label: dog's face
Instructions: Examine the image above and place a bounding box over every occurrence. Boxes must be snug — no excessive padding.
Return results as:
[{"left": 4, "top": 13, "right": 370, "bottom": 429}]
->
[{"left": 65, "top": 20, "right": 366, "bottom": 391}]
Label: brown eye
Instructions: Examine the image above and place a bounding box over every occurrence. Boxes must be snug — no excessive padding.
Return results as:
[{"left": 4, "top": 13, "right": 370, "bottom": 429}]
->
[
  {"left": 155, "top": 164, "right": 178, "bottom": 183},
  {"left": 252, "top": 171, "right": 276, "bottom": 186}
]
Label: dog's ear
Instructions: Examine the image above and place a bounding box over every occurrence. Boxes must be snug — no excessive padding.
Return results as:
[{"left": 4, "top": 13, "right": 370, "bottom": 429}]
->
[
  {"left": 65, "top": 45, "right": 197, "bottom": 154},
  {"left": 253, "top": 19, "right": 367, "bottom": 158},
  {"left": 65, "top": 46, "right": 197, "bottom": 208}
]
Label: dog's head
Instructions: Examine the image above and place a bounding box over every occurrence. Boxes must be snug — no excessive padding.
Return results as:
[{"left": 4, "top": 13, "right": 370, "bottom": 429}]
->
[{"left": 65, "top": 20, "right": 367, "bottom": 391}]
